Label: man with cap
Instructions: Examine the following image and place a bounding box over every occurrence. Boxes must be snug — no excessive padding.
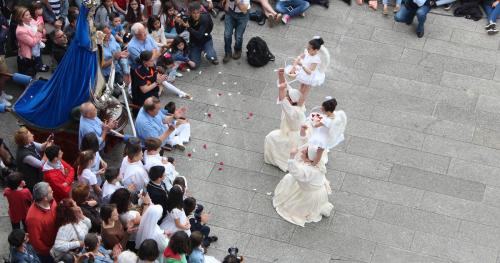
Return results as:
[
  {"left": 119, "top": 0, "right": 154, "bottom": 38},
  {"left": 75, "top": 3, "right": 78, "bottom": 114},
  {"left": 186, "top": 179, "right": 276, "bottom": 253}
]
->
[{"left": 264, "top": 68, "right": 305, "bottom": 172}]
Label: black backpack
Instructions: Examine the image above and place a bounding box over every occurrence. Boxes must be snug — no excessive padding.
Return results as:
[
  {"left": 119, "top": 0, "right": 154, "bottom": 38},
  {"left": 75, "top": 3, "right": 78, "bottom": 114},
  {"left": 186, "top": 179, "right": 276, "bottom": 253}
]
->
[{"left": 246, "top": 37, "right": 274, "bottom": 67}]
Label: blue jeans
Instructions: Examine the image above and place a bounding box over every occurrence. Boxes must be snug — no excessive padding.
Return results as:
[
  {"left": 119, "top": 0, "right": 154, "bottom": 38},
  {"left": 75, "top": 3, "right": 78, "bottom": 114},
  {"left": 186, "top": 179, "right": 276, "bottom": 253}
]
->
[
  {"left": 383, "top": 0, "right": 402, "bottom": 6},
  {"left": 394, "top": 3, "right": 430, "bottom": 33},
  {"left": 189, "top": 39, "right": 218, "bottom": 67},
  {"left": 164, "top": 27, "right": 178, "bottom": 39},
  {"left": 483, "top": 3, "right": 500, "bottom": 23},
  {"left": 276, "top": 0, "right": 310, "bottom": 17},
  {"left": 224, "top": 10, "right": 250, "bottom": 54}
]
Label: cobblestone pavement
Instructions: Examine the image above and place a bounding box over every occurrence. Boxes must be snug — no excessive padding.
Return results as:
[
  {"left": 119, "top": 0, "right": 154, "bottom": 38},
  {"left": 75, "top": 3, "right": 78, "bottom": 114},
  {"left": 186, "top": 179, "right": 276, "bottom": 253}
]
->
[{"left": 1, "top": 2, "right": 500, "bottom": 262}]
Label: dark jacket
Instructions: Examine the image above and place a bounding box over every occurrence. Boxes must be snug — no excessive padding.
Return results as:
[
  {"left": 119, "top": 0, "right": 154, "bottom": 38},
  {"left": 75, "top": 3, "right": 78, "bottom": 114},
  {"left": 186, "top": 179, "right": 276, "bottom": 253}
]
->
[
  {"left": 0, "top": 12, "right": 8, "bottom": 55},
  {"left": 146, "top": 181, "right": 169, "bottom": 223},
  {"left": 16, "top": 144, "right": 44, "bottom": 192},
  {"left": 80, "top": 203, "right": 102, "bottom": 233},
  {"left": 187, "top": 13, "right": 213, "bottom": 46}
]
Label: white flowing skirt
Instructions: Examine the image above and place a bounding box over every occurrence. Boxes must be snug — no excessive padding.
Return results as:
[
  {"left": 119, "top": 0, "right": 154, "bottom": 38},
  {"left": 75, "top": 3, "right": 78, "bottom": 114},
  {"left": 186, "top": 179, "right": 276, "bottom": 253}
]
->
[
  {"left": 272, "top": 174, "right": 333, "bottom": 227},
  {"left": 264, "top": 129, "right": 300, "bottom": 172}
]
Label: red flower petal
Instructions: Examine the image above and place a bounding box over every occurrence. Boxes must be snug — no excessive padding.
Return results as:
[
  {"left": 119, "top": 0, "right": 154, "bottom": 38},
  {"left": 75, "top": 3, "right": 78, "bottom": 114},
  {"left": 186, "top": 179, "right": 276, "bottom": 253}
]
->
[
  {"left": 249, "top": 112, "right": 253, "bottom": 116},
  {"left": 218, "top": 167, "right": 223, "bottom": 171},
  {"left": 187, "top": 153, "right": 192, "bottom": 157},
  {"left": 218, "top": 93, "right": 223, "bottom": 96},
  {"left": 207, "top": 113, "right": 212, "bottom": 118},
  {"left": 203, "top": 144, "right": 207, "bottom": 149},
  {"left": 219, "top": 162, "right": 224, "bottom": 165}
]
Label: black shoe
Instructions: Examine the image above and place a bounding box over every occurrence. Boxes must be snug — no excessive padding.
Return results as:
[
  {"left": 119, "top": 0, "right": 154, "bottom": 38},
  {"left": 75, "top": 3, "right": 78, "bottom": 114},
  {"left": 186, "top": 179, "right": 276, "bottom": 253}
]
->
[
  {"left": 223, "top": 53, "right": 232, "bottom": 63},
  {"left": 406, "top": 20, "right": 412, "bottom": 25},
  {"left": 211, "top": 59, "right": 219, "bottom": 65},
  {"left": 485, "top": 22, "right": 496, "bottom": 30},
  {"left": 162, "top": 144, "right": 173, "bottom": 151},
  {"left": 488, "top": 25, "right": 499, "bottom": 35},
  {"left": 416, "top": 29, "right": 424, "bottom": 38},
  {"left": 208, "top": 236, "right": 218, "bottom": 242}
]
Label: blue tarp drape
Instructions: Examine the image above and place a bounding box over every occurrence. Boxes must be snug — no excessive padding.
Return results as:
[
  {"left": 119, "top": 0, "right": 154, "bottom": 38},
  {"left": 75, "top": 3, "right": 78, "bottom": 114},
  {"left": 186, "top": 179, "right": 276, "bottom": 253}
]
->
[{"left": 13, "top": 4, "right": 98, "bottom": 129}]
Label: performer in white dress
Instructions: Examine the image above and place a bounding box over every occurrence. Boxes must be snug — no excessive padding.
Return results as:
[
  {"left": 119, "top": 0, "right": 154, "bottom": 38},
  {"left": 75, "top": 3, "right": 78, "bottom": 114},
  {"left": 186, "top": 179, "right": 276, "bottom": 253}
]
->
[
  {"left": 273, "top": 144, "right": 333, "bottom": 227},
  {"left": 302, "top": 98, "right": 347, "bottom": 166},
  {"left": 285, "top": 37, "right": 330, "bottom": 106},
  {"left": 264, "top": 68, "right": 306, "bottom": 172}
]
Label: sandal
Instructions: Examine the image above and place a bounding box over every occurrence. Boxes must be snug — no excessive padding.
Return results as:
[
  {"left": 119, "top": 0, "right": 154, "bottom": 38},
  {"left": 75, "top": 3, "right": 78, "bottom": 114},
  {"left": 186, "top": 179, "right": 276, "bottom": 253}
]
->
[{"left": 267, "top": 15, "right": 274, "bottom": 27}]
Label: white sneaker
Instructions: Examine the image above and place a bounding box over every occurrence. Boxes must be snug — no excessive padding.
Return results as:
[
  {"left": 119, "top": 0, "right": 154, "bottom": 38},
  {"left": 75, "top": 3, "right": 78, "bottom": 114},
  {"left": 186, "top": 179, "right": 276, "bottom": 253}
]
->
[
  {"left": 0, "top": 98, "right": 11, "bottom": 107},
  {"left": 175, "top": 72, "right": 183, "bottom": 78},
  {"left": 1, "top": 92, "right": 13, "bottom": 100}
]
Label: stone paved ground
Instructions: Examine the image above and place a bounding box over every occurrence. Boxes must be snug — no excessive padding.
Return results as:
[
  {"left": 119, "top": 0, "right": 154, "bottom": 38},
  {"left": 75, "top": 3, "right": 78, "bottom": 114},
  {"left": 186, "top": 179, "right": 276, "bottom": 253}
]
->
[{"left": 1, "top": 2, "right": 500, "bottom": 262}]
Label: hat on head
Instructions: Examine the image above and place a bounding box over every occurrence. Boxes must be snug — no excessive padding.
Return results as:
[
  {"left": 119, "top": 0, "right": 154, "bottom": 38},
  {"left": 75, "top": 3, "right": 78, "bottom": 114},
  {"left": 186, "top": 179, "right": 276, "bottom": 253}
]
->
[
  {"left": 307, "top": 145, "right": 318, "bottom": 161},
  {"left": 288, "top": 88, "right": 301, "bottom": 104}
]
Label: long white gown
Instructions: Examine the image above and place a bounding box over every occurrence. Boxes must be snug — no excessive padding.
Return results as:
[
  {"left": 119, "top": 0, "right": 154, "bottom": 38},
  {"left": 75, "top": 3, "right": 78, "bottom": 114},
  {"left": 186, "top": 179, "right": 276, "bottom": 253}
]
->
[
  {"left": 135, "top": 204, "right": 169, "bottom": 263},
  {"left": 272, "top": 146, "right": 333, "bottom": 227},
  {"left": 264, "top": 98, "right": 306, "bottom": 172}
]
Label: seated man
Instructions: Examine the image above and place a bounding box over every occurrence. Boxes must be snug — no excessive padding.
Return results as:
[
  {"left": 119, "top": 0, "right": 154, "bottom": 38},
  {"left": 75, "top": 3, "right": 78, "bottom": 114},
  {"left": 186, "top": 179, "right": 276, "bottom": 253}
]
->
[
  {"left": 42, "top": 145, "right": 74, "bottom": 202},
  {"left": 127, "top": 22, "right": 161, "bottom": 69},
  {"left": 135, "top": 96, "right": 190, "bottom": 151},
  {"left": 78, "top": 102, "right": 117, "bottom": 150},
  {"left": 394, "top": 0, "right": 431, "bottom": 38}
]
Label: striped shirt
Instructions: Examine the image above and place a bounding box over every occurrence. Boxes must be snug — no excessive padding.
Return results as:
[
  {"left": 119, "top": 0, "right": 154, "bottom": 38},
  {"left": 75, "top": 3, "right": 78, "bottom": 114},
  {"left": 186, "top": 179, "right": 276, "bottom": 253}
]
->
[{"left": 48, "top": 0, "right": 61, "bottom": 18}]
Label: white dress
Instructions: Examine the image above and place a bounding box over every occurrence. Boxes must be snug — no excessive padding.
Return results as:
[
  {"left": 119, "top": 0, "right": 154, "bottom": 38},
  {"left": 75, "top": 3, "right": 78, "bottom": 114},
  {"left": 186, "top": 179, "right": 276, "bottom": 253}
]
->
[
  {"left": 264, "top": 98, "right": 306, "bottom": 172},
  {"left": 160, "top": 208, "right": 191, "bottom": 236},
  {"left": 286, "top": 49, "right": 325, "bottom": 87},
  {"left": 135, "top": 205, "right": 168, "bottom": 263},
  {"left": 272, "top": 147, "right": 333, "bottom": 227},
  {"left": 308, "top": 110, "right": 347, "bottom": 151}
]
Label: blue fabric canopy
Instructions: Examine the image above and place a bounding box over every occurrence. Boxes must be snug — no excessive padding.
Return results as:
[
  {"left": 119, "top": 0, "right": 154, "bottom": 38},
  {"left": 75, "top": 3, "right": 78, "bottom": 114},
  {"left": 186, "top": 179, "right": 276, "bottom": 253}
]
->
[{"left": 14, "top": 5, "right": 98, "bottom": 129}]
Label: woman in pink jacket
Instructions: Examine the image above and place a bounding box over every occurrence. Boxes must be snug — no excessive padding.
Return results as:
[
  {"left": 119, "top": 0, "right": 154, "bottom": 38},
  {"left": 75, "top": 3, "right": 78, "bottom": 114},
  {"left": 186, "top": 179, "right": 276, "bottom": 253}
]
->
[{"left": 15, "top": 6, "right": 44, "bottom": 77}]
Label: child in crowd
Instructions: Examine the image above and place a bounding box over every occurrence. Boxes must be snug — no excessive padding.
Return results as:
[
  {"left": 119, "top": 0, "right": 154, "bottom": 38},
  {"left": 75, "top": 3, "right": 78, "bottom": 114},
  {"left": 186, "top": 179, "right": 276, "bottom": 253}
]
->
[
  {"left": 120, "top": 143, "right": 149, "bottom": 194},
  {"left": 77, "top": 150, "right": 103, "bottom": 198},
  {"left": 31, "top": 2, "right": 49, "bottom": 72},
  {"left": 173, "top": 175, "right": 189, "bottom": 199},
  {"left": 8, "top": 229, "right": 40, "bottom": 262},
  {"left": 170, "top": 36, "right": 196, "bottom": 70},
  {"left": 110, "top": 15, "right": 126, "bottom": 44},
  {"left": 125, "top": 0, "right": 145, "bottom": 26},
  {"left": 159, "top": 1, "right": 179, "bottom": 39},
  {"left": 184, "top": 197, "right": 218, "bottom": 248},
  {"left": 147, "top": 16, "right": 169, "bottom": 48},
  {"left": 160, "top": 185, "right": 191, "bottom": 235},
  {"left": 3, "top": 173, "right": 32, "bottom": 230},
  {"left": 286, "top": 37, "right": 329, "bottom": 106},
  {"left": 144, "top": 137, "right": 179, "bottom": 191},
  {"left": 156, "top": 53, "right": 192, "bottom": 99},
  {"left": 102, "top": 168, "right": 126, "bottom": 204}
]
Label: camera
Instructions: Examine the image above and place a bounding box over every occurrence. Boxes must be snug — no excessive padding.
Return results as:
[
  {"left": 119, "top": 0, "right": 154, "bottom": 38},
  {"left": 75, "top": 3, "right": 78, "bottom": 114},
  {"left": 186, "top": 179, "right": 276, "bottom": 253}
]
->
[
  {"left": 226, "top": 247, "right": 242, "bottom": 263},
  {"left": 177, "top": 11, "right": 189, "bottom": 22}
]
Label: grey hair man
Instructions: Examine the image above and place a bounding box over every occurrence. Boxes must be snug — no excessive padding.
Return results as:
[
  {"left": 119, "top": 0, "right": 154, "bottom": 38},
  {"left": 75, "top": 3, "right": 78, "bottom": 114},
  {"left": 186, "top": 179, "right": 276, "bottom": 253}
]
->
[
  {"left": 25, "top": 182, "right": 58, "bottom": 261},
  {"left": 78, "top": 102, "right": 117, "bottom": 150},
  {"left": 128, "top": 22, "right": 161, "bottom": 69}
]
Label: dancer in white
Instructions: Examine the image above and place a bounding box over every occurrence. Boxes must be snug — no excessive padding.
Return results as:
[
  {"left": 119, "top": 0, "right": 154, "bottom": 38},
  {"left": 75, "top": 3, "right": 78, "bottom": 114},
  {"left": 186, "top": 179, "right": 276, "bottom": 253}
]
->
[
  {"left": 302, "top": 98, "right": 347, "bottom": 165},
  {"left": 273, "top": 144, "right": 333, "bottom": 227},
  {"left": 264, "top": 69, "right": 306, "bottom": 172},
  {"left": 285, "top": 36, "right": 330, "bottom": 106}
]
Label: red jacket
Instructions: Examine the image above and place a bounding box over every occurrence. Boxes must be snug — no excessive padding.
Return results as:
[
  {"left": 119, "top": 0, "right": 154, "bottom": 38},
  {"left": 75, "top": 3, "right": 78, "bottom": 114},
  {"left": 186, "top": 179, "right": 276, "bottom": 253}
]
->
[
  {"left": 3, "top": 188, "right": 32, "bottom": 223},
  {"left": 42, "top": 160, "right": 75, "bottom": 202},
  {"left": 26, "top": 201, "right": 57, "bottom": 256}
]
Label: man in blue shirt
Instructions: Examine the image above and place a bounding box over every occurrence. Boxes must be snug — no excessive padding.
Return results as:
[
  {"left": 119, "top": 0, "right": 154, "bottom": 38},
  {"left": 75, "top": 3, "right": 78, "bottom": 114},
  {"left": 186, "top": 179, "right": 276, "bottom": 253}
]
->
[
  {"left": 101, "top": 25, "right": 129, "bottom": 83},
  {"left": 79, "top": 102, "right": 117, "bottom": 150},
  {"left": 128, "top": 22, "right": 161, "bottom": 69},
  {"left": 135, "top": 96, "right": 190, "bottom": 150}
]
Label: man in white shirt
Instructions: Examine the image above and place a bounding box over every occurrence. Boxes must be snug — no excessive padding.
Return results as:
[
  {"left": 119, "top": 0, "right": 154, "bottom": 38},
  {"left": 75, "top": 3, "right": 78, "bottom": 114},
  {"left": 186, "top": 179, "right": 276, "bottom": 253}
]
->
[
  {"left": 394, "top": 0, "right": 431, "bottom": 38},
  {"left": 222, "top": 0, "right": 250, "bottom": 63},
  {"left": 119, "top": 143, "right": 149, "bottom": 194}
]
